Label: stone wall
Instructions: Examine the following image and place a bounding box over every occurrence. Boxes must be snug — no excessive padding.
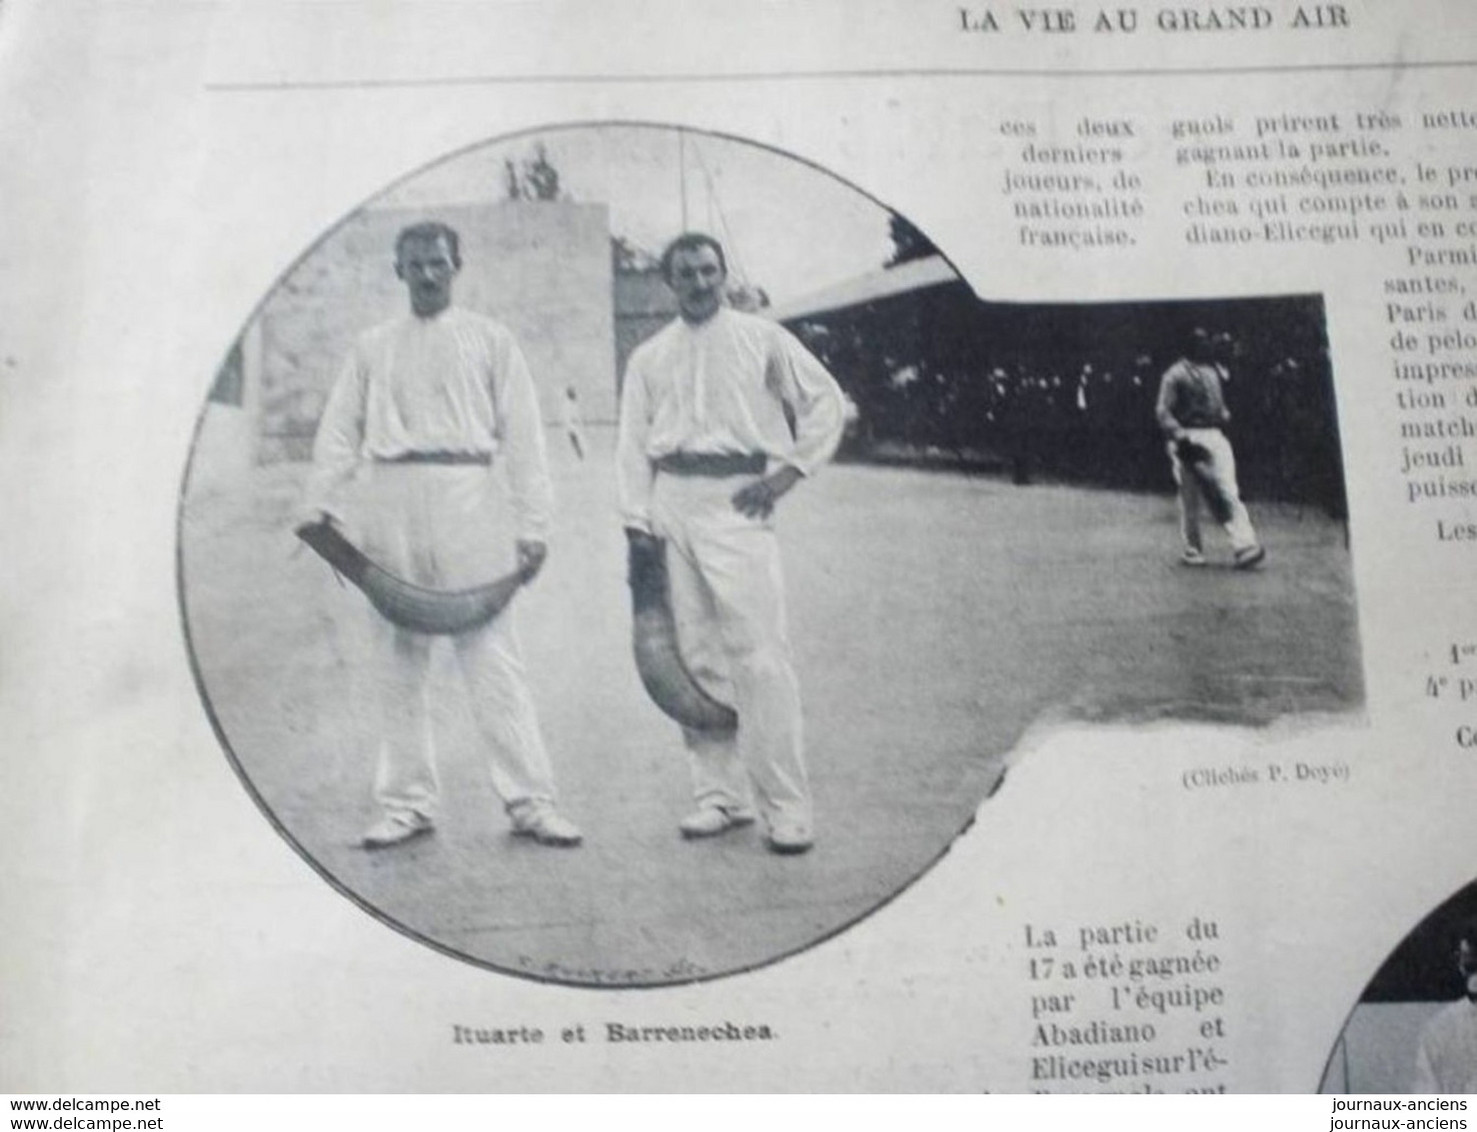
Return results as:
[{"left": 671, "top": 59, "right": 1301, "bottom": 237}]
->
[{"left": 612, "top": 268, "right": 679, "bottom": 395}]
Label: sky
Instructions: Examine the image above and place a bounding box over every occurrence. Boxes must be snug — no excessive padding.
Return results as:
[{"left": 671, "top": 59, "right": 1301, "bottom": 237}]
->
[{"left": 371, "top": 123, "right": 900, "bottom": 305}]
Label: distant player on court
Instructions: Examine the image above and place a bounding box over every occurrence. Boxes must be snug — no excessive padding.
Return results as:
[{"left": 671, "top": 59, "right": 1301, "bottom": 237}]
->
[
  {"left": 560, "top": 385, "right": 587, "bottom": 461},
  {"left": 1155, "top": 327, "right": 1266, "bottom": 569}
]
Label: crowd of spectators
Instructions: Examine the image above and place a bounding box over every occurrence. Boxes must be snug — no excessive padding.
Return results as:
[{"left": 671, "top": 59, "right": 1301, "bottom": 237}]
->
[{"left": 786, "top": 288, "right": 1347, "bottom": 517}]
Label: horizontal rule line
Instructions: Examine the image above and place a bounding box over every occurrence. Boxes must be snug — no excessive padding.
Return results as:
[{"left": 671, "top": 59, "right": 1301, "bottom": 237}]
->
[{"left": 205, "top": 57, "right": 1477, "bottom": 92}]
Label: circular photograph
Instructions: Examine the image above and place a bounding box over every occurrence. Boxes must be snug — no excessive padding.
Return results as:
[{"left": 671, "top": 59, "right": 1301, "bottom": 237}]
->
[
  {"left": 1322, "top": 881, "right": 1477, "bottom": 1093},
  {"left": 181, "top": 123, "right": 1362, "bottom": 986}
]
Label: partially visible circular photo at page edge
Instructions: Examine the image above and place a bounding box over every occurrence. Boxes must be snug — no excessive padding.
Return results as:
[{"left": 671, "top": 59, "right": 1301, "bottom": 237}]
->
[
  {"left": 1321, "top": 880, "right": 1477, "bottom": 1093},
  {"left": 179, "top": 121, "right": 1364, "bottom": 987}
]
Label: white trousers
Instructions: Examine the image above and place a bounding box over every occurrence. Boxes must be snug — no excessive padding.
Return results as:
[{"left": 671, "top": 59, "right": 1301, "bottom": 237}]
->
[
  {"left": 650, "top": 472, "right": 811, "bottom": 828},
  {"left": 1168, "top": 428, "right": 1259, "bottom": 555},
  {"left": 354, "top": 463, "right": 557, "bottom": 821}
]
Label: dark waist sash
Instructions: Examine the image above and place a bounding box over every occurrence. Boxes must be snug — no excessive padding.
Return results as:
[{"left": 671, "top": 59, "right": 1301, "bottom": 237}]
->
[
  {"left": 377, "top": 451, "right": 493, "bottom": 466},
  {"left": 654, "top": 451, "right": 766, "bottom": 477}
]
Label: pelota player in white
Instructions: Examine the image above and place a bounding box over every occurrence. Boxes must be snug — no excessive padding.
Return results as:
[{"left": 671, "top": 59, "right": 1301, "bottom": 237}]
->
[
  {"left": 616, "top": 233, "right": 847, "bottom": 855},
  {"left": 301, "top": 221, "right": 582, "bottom": 851}
]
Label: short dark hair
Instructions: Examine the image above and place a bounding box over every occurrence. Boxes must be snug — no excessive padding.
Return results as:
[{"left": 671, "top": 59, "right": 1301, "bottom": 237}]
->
[
  {"left": 395, "top": 221, "right": 462, "bottom": 268},
  {"left": 1188, "top": 326, "right": 1233, "bottom": 359},
  {"left": 1192, "top": 327, "right": 1234, "bottom": 346},
  {"left": 660, "top": 232, "right": 727, "bottom": 283}
]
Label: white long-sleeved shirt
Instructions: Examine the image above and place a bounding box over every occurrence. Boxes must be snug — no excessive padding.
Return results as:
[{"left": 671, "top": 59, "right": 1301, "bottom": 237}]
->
[
  {"left": 1156, "top": 357, "right": 1232, "bottom": 435},
  {"left": 1413, "top": 998, "right": 1477, "bottom": 1093},
  {"left": 615, "top": 307, "right": 846, "bottom": 532},
  {"left": 303, "top": 307, "right": 553, "bottom": 539}
]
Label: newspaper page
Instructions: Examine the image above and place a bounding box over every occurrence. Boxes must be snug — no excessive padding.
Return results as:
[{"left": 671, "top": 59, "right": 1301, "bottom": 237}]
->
[{"left": 2, "top": 0, "right": 1477, "bottom": 1096}]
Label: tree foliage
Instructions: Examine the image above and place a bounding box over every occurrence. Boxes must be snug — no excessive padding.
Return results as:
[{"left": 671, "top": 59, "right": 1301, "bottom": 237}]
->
[{"left": 885, "top": 214, "right": 940, "bottom": 267}]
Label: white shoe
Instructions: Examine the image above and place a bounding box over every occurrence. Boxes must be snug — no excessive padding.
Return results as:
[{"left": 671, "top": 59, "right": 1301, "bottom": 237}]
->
[
  {"left": 511, "top": 805, "right": 584, "bottom": 847},
  {"left": 1180, "top": 548, "right": 1207, "bottom": 567},
  {"left": 362, "top": 811, "right": 434, "bottom": 849},
  {"left": 1234, "top": 545, "right": 1267, "bottom": 570},
  {"left": 679, "top": 803, "right": 757, "bottom": 840},
  {"left": 766, "top": 819, "right": 814, "bottom": 856}
]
